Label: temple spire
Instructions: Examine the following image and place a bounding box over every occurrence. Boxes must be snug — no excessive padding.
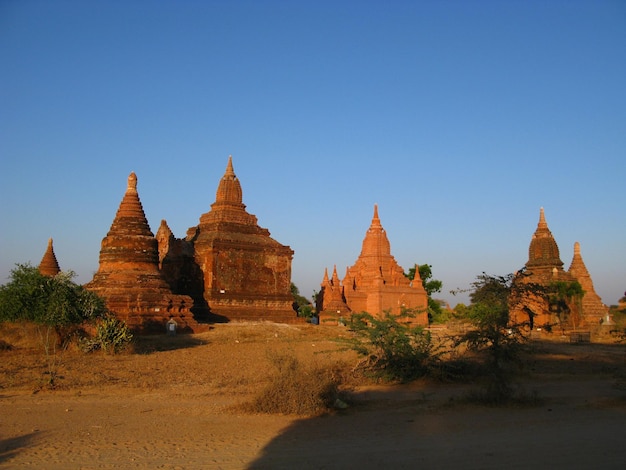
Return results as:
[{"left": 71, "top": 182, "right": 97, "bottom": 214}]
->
[
  {"left": 538, "top": 206, "right": 548, "bottom": 229},
  {"left": 213, "top": 155, "right": 243, "bottom": 206},
  {"left": 370, "top": 204, "right": 382, "bottom": 229},
  {"left": 225, "top": 155, "right": 235, "bottom": 177}
]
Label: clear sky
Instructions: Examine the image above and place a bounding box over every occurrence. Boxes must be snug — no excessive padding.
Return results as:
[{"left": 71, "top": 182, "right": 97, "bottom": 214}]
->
[{"left": 1, "top": 0, "right": 624, "bottom": 307}]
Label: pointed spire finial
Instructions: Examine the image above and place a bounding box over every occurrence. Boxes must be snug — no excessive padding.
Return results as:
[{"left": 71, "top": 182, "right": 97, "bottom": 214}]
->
[
  {"left": 225, "top": 155, "right": 235, "bottom": 176},
  {"left": 574, "top": 241, "right": 581, "bottom": 255},
  {"left": 370, "top": 204, "right": 382, "bottom": 229},
  {"left": 538, "top": 207, "right": 547, "bottom": 229},
  {"left": 127, "top": 172, "right": 138, "bottom": 193}
]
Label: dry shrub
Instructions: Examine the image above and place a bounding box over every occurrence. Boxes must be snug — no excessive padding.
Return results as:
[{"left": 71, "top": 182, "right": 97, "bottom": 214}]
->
[{"left": 243, "top": 351, "right": 342, "bottom": 416}]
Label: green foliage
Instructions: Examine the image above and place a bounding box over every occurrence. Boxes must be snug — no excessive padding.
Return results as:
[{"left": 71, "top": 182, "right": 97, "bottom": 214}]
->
[
  {"left": 81, "top": 315, "right": 133, "bottom": 354},
  {"left": 345, "top": 310, "right": 441, "bottom": 383},
  {"left": 0, "top": 263, "right": 106, "bottom": 326},
  {"left": 291, "top": 282, "right": 314, "bottom": 318},
  {"left": 0, "top": 263, "right": 109, "bottom": 387},
  {"left": 547, "top": 280, "right": 584, "bottom": 329},
  {"left": 455, "top": 273, "right": 533, "bottom": 404},
  {"left": 243, "top": 352, "right": 342, "bottom": 415},
  {"left": 405, "top": 264, "right": 444, "bottom": 323}
]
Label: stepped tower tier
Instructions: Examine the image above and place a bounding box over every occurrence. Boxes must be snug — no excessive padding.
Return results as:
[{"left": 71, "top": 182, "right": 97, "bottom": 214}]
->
[
  {"left": 181, "top": 156, "right": 296, "bottom": 322},
  {"left": 38, "top": 238, "right": 61, "bottom": 277},
  {"left": 319, "top": 205, "right": 428, "bottom": 325},
  {"left": 85, "top": 172, "right": 198, "bottom": 333}
]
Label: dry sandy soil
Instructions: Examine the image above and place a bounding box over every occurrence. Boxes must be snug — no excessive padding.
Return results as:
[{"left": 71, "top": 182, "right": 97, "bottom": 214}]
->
[{"left": 1, "top": 322, "right": 626, "bottom": 469}]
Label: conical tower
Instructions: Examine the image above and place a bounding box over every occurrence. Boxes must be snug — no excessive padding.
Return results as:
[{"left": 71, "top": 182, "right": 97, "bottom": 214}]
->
[
  {"left": 568, "top": 242, "right": 609, "bottom": 324},
  {"left": 38, "top": 238, "right": 61, "bottom": 277},
  {"left": 86, "top": 172, "right": 198, "bottom": 333}
]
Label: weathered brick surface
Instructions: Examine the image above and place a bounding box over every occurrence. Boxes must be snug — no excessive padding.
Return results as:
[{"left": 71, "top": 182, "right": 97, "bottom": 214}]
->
[{"left": 158, "top": 157, "right": 298, "bottom": 323}]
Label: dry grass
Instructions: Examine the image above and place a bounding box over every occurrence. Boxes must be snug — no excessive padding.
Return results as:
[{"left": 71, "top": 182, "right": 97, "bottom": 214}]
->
[{"left": 240, "top": 351, "right": 344, "bottom": 415}]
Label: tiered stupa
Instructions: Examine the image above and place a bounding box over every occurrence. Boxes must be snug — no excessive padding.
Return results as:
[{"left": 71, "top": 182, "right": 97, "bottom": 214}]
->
[
  {"left": 567, "top": 241, "right": 609, "bottom": 324},
  {"left": 318, "top": 205, "right": 428, "bottom": 324},
  {"left": 159, "top": 156, "right": 296, "bottom": 322},
  {"left": 85, "top": 172, "right": 198, "bottom": 333},
  {"left": 38, "top": 238, "right": 61, "bottom": 277},
  {"left": 511, "top": 208, "right": 608, "bottom": 328}
]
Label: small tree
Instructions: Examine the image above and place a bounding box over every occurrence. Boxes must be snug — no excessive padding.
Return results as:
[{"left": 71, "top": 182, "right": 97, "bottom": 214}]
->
[
  {"left": 547, "top": 280, "right": 584, "bottom": 331},
  {"left": 344, "top": 309, "right": 440, "bottom": 383},
  {"left": 0, "top": 263, "right": 108, "bottom": 385},
  {"left": 291, "top": 282, "right": 314, "bottom": 318},
  {"left": 455, "top": 272, "right": 535, "bottom": 404}
]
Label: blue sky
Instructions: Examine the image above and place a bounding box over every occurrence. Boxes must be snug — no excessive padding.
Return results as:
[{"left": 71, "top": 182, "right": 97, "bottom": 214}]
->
[{"left": 1, "top": 0, "right": 624, "bottom": 307}]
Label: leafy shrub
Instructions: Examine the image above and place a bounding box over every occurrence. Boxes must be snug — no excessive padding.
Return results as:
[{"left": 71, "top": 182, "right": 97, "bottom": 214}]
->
[
  {"left": 243, "top": 352, "right": 342, "bottom": 415},
  {"left": 80, "top": 315, "right": 133, "bottom": 354},
  {"left": 344, "top": 310, "right": 442, "bottom": 383},
  {"left": 455, "top": 273, "right": 535, "bottom": 404}
]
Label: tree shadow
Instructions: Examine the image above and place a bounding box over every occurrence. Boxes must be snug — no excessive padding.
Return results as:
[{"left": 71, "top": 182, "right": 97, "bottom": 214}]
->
[
  {"left": 246, "top": 341, "right": 626, "bottom": 469},
  {"left": 0, "top": 431, "right": 41, "bottom": 464},
  {"left": 131, "top": 332, "right": 211, "bottom": 354}
]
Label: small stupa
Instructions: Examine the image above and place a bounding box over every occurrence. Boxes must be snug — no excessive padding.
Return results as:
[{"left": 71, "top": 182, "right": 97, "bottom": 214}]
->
[{"left": 38, "top": 238, "right": 61, "bottom": 277}]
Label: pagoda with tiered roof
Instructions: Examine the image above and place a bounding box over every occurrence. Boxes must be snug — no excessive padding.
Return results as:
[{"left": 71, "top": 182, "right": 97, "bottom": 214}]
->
[
  {"left": 158, "top": 157, "right": 297, "bottom": 323},
  {"left": 318, "top": 205, "right": 428, "bottom": 324}
]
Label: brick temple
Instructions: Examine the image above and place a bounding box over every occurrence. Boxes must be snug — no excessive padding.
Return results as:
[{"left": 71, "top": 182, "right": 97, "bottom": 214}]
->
[
  {"left": 157, "top": 156, "right": 297, "bottom": 323},
  {"left": 85, "top": 172, "right": 199, "bottom": 333},
  {"left": 511, "top": 208, "right": 609, "bottom": 328},
  {"left": 317, "top": 205, "right": 428, "bottom": 324}
]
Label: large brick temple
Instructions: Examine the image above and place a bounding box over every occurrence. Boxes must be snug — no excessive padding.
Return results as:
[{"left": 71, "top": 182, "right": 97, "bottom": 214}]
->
[
  {"left": 511, "top": 208, "right": 609, "bottom": 328},
  {"left": 84, "top": 157, "right": 297, "bottom": 331},
  {"left": 317, "top": 205, "right": 428, "bottom": 324},
  {"left": 157, "top": 156, "right": 296, "bottom": 323}
]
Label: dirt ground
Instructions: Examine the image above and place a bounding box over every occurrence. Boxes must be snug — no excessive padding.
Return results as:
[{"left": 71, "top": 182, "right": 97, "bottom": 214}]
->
[{"left": 1, "top": 322, "right": 626, "bottom": 469}]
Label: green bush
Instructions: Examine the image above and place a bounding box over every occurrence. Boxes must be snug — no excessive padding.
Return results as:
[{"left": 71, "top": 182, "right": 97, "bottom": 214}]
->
[
  {"left": 81, "top": 315, "right": 133, "bottom": 354},
  {"left": 455, "top": 273, "right": 535, "bottom": 404},
  {"left": 344, "top": 310, "right": 442, "bottom": 383}
]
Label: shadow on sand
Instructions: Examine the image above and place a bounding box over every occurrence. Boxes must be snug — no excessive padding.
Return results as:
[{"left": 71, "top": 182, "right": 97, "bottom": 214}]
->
[
  {"left": 247, "top": 341, "right": 626, "bottom": 469},
  {"left": 132, "top": 331, "right": 211, "bottom": 354},
  {"left": 0, "top": 432, "right": 41, "bottom": 464}
]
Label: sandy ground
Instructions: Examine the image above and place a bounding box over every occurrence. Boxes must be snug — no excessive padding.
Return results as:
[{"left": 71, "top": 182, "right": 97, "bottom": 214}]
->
[{"left": 1, "top": 322, "right": 626, "bottom": 469}]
